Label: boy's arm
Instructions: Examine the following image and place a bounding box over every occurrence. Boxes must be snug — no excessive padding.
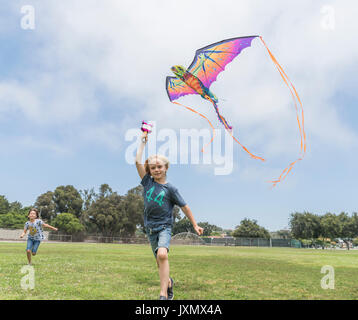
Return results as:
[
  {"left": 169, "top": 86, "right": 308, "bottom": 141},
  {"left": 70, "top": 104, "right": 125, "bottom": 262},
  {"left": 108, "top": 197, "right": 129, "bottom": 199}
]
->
[
  {"left": 20, "top": 228, "right": 27, "bottom": 238},
  {"left": 181, "top": 205, "right": 204, "bottom": 236},
  {"left": 43, "top": 223, "right": 58, "bottom": 231},
  {"left": 136, "top": 131, "right": 148, "bottom": 180}
]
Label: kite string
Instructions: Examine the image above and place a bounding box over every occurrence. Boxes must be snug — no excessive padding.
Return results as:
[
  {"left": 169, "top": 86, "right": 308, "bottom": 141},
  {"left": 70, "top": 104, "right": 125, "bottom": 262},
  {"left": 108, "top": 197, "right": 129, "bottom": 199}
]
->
[
  {"left": 259, "top": 36, "right": 306, "bottom": 187},
  {"left": 173, "top": 100, "right": 264, "bottom": 161},
  {"left": 171, "top": 101, "right": 215, "bottom": 153},
  {"left": 211, "top": 101, "right": 265, "bottom": 162}
]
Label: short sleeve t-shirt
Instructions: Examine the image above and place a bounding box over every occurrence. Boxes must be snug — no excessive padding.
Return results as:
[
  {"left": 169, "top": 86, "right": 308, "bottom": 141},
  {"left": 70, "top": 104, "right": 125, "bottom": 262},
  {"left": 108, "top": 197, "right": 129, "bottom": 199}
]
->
[
  {"left": 25, "top": 219, "right": 45, "bottom": 241},
  {"left": 141, "top": 174, "right": 186, "bottom": 228}
]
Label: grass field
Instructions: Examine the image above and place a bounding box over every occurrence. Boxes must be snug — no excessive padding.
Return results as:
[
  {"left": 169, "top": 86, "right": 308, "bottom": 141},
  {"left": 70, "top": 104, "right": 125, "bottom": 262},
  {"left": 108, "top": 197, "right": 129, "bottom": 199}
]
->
[{"left": 1, "top": 241, "right": 358, "bottom": 300}]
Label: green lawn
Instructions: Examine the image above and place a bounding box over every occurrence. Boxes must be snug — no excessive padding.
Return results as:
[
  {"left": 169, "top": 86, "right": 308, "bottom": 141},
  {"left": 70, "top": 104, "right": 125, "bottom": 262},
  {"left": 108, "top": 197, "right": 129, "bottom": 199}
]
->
[{"left": 1, "top": 241, "right": 358, "bottom": 300}]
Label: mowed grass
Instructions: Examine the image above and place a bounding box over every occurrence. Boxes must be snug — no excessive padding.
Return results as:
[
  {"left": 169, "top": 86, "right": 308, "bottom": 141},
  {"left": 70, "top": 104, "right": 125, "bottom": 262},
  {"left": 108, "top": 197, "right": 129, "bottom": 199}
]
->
[{"left": 1, "top": 241, "right": 358, "bottom": 300}]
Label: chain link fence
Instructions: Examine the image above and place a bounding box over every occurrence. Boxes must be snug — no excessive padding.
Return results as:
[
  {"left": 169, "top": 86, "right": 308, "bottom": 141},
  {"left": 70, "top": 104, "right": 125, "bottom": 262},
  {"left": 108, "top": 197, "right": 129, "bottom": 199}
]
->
[
  {"left": 0, "top": 228, "right": 302, "bottom": 248},
  {"left": 202, "top": 237, "right": 302, "bottom": 248}
]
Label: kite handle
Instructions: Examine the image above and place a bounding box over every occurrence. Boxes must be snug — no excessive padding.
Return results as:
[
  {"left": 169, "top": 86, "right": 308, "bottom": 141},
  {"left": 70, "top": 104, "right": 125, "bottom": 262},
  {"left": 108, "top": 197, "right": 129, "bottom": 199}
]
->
[{"left": 141, "top": 121, "right": 153, "bottom": 134}]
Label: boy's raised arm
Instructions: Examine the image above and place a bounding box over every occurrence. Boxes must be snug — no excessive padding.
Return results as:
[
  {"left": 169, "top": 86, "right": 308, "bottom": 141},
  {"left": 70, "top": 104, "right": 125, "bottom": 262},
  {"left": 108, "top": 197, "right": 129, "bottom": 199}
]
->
[{"left": 136, "top": 131, "right": 148, "bottom": 180}]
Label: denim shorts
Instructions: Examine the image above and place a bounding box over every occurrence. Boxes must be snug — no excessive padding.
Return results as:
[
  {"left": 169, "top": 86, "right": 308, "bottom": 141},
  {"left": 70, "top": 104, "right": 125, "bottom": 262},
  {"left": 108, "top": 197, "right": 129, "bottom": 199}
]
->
[
  {"left": 146, "top": 225, "right": 172, "bottom": 258},
  {"left": 26, "top": 238, "right": 41, "bottom": 254}
]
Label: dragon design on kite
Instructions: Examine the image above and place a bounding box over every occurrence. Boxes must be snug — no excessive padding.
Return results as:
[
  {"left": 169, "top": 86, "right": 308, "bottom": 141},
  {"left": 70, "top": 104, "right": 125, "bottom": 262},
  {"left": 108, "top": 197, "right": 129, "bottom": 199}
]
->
[{"left": 166, "top": 35, "right": 306, "bottom": 186}]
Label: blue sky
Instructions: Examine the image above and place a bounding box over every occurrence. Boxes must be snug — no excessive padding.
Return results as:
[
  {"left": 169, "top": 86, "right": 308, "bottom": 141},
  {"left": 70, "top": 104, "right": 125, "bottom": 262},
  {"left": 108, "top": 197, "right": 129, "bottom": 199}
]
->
[{"left": 0, "top": 1, "right": 357, "bottom": 231}]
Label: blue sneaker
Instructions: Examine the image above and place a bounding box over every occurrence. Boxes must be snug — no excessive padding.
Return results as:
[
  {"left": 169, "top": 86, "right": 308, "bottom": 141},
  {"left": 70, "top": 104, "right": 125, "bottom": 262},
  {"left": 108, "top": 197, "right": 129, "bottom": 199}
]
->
[
  {"left": 167, "top": 277, "right": 174, "bottom": 300},
  {"left": 159, "top": 295, "right": 167, "bottom": 300}
]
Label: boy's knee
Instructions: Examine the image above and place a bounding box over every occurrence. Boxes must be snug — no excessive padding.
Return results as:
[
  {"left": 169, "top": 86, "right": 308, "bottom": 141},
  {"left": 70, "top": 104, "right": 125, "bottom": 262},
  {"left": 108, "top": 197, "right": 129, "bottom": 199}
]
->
[
  {"left": 156, "top": 248, "right": 168, "bottom": 261},
  {"left": 26, "top": 249, "right": 31, "bottom": 253}
]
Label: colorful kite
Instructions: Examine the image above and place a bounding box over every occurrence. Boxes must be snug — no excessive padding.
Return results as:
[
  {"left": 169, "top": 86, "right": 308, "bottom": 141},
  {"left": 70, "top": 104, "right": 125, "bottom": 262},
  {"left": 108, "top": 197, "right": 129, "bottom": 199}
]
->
[{"left": 165, "top": 35, "right": 306, "bottom": 186}]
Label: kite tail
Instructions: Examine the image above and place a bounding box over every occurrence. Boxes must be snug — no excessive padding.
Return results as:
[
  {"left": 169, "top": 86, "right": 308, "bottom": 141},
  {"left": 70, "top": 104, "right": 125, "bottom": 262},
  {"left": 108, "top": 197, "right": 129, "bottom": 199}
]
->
[
  {"left": 212, "top": 101, "right": 265, "bottom": 162},
  {"left": 171, "top": 101, "right": 215, "bottom": 153},
  {"left": 212, "top": 102, "right": 232, "bottom": 131},
  {"left": 260, "top": 36, "right": 306, "bottom": 187}
]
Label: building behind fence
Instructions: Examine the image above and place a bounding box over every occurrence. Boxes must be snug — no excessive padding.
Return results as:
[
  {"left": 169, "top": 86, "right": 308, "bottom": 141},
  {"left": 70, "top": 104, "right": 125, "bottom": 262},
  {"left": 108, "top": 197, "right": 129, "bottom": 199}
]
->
[{"left": 0, "top": 228, "right": 301, "bottom": 248}]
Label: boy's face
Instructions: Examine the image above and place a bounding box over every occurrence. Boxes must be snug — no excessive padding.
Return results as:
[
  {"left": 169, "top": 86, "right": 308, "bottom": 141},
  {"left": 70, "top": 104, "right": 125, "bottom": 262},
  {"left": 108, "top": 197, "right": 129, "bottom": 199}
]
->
[
  {"left": 148, "top": 159, "right": 167, "bottom": 180},
  {"left": 28, "top": 211, "right": 37, "bottom": 220}
]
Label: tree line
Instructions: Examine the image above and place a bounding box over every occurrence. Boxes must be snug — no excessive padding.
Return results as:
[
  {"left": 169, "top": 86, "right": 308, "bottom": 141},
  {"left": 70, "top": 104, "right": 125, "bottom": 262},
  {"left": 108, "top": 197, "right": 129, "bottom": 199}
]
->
[
  {"left": 289, "top": 211, "right": 358, "bottom": 248},
  {"left": 0, "top": 184, "right": 225, "bottom": 239},
  {"left": 1, "top": 188, "right": 357, "bottom": 245}
]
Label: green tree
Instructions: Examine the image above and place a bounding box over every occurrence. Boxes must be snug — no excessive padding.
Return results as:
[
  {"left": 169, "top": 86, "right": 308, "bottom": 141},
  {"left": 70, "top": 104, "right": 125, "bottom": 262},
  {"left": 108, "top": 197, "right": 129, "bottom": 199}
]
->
[
  {"left": 34, "top": 191, "right": 56, "bottom": 221},
  {"left": 349, "top": 212, "right": 358, "bottom": 238},
  {"left": 0, "top": 200, "right": 30, "bottom": 229},
  {"left": 53, "top": 185, "right": 83, "bottom": 218},
  {"left": 289, "top": 212, "right": 321, "bottom": 242},
  {"left": 52, "top": 212, "right": 85, "bottom": 235},
  {"left": 0, "top": 195, "right": 10, "bottom": 214},
  {"left": 232, "top": 218, "right": 270, "bottom": 238},
  {"left": 120, "top": 186, "right": 144, "bottom": 237},
  {"left": 320, "top": 212, "right": 340, "bottom": 241},
  {"left": 172, "top": 218, "right": 221, "bottom": 236},
  {"left": 86, "top": 184, "right": 124, "bottom": 237},
  {"left": 172, "top": 217, "right": 195, "bottom": 235},
  {"left": 9, "top": 201, "right": 22, "bottom": 212},
  {"left": 196, "top": 222, "right": 222, "bottom": 237},
  {"left": 79, "top": 188, "right": 98, "bottom": 233},
  {"left": 80, "top": 188, "right": 97, "bottom": 212},
  {"left": 337, "top": 212, "right": 354, "bottom": 250},
  {"left": 0, "top": 211, "right": 28, "bottom": 229}
]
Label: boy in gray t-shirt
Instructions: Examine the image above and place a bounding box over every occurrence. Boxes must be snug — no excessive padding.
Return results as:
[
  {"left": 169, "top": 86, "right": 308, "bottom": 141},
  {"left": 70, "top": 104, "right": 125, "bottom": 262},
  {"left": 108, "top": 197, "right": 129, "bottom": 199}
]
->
[
  {"left": 141, "top": 173, "right": 187, "bottom": 229},
  {"left": 136, "top": 130, "right": 203, "bottom": 300}
]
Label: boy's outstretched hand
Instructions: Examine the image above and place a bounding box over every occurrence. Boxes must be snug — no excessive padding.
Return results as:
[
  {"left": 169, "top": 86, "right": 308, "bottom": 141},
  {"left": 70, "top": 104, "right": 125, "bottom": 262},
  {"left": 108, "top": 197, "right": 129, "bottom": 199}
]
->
[{"left": 194, "top": 225, "right": 204, "bottom": 236}]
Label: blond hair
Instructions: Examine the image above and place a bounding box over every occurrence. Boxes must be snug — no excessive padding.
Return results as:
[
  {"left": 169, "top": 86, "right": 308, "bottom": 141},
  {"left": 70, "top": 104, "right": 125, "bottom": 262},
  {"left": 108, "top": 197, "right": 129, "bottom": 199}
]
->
[{"left": 144, "top": 155, "right": 170, "bottom": 175}]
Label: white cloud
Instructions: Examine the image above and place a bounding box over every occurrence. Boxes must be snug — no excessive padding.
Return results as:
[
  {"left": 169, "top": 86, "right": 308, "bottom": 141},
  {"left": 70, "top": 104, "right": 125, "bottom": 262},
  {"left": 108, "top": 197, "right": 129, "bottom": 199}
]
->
[
  {"left": 0, "top": 81, "right": 40, "bottom": 120},
  {"left": 0, "top": 134, "right": 71, "bottom": 156}
]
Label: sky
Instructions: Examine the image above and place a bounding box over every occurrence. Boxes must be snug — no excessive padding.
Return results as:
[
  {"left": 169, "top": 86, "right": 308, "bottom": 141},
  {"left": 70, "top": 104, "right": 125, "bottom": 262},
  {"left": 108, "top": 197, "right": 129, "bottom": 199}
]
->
[{"left": 0, "top": 0, "right": 357, "bottom": 231}]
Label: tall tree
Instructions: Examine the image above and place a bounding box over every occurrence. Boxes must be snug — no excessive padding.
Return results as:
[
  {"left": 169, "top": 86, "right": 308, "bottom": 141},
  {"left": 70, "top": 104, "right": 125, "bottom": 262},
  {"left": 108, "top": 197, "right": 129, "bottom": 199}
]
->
[
  {"left": 79, "top": 188, "right": 98, "bottom": 233},
  {"left": 232, "top": 218, "right": 270, "bottom": 238},
  {"left": 320, "top": 212, "right": 340, "bottom": 240},
  {"left": 34, "top": 191, "right": 56, "bottom": 221},
  {"left": 0, "top": 195, "right": 10, "bottom": 214},
  {"left": 53, "top": 185, "right": 83, "bottom": 218},
  {"left": 80, "top": 188, "right": 97, "bottom": 212},
  {"left": 337, "top": 212, "right": 354, "bottom": 250},
  {"left": 9, "top": 201, "right": 22, "bottom": 212},
  {"left": 86, "top": 184, "right": 124, "bottom": 237},
  {"left": 349, "top": 212, "right": 358, "bottom": 238},
  {"left": 289, "top": 211, "right": 321, "bottom": 241},
  {"left": 120, "top": 186, "right": 144, "bottom": 237},
  {"left": 172, "top": 217, "right": 195, "bottom": 235}
]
